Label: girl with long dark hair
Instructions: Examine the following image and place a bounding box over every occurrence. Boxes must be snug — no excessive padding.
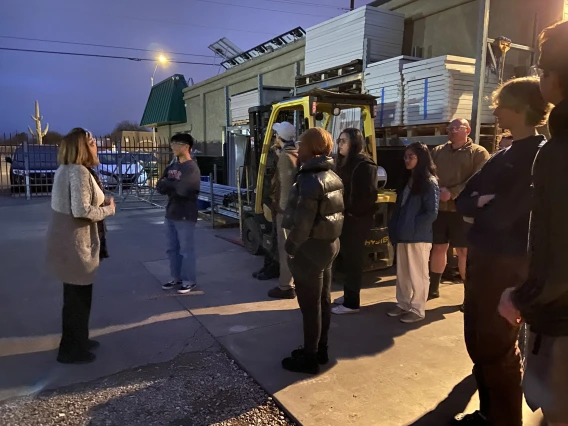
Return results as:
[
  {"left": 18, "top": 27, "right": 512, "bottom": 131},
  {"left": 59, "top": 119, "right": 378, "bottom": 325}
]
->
[
  {"left": 387, "top": 142, "right": 439, "bottom": 324},
  {"left": 332, "top": 128, "right": 379, "bottom": 315}
]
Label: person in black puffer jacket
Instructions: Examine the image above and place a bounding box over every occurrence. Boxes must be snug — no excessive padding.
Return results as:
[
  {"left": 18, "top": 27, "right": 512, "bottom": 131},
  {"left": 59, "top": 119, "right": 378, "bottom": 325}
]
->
[
  {"left": 332, "top": 128, "right": 378, "bottom": 315},
  {"left": 281, "top": 127, "right": 344, "bottom": 375}
]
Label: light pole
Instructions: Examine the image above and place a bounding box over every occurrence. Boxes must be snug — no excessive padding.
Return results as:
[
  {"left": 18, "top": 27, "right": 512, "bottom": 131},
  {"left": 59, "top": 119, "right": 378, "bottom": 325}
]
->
[{"left": 151, "top": 54, "right": 168, "bottom": 146}]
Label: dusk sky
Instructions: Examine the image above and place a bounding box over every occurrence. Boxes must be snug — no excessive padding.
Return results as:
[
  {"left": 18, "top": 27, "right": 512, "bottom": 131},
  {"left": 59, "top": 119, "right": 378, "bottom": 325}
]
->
[{"left": 0, "top": 0, "right": 372, "bottom": 136}]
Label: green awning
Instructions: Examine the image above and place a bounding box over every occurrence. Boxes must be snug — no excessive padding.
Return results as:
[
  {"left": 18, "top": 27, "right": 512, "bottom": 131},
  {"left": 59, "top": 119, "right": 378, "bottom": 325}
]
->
[{"left": 140, "top": 74, "right": 188, "bottom": 127}]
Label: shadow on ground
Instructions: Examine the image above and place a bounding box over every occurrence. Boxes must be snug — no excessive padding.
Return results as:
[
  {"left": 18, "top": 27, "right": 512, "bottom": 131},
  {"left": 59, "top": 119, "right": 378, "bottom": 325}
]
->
[{"left": 407, "top": 375, "right": 477, "bottom": 425}]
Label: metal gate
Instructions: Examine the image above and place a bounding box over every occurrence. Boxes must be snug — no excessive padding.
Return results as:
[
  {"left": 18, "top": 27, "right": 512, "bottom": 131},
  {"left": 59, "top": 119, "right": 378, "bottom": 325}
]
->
[{"left": 0, "top": 132, "right": 174, "bottom": 211}]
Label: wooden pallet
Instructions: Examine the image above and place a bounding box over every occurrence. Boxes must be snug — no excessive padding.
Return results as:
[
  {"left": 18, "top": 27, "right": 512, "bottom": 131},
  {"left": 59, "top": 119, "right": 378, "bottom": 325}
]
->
[
  {"left": 295, "top": 60, "right": 363, "bottom": 87},
  {"left": 376, "top": 123, "right": 497, "bottom": 138}
]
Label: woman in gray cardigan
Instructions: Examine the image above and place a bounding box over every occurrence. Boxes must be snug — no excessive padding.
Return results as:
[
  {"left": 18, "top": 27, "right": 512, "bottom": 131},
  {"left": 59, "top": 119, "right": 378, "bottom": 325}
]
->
[{"left": 46, "top": 128, "right": 115, "bottom": 364}]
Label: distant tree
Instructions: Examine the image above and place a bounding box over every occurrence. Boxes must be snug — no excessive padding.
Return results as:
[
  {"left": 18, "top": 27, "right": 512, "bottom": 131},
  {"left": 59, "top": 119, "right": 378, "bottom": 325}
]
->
[
  {"left": 113, "top": 120, "right": 149, "bottom": 133},
  {"left": 42, "top": 131, "right": 63, "bottom": 145},
  {"left": 1, "top": 132, "right": 28, "bottom": 145}
]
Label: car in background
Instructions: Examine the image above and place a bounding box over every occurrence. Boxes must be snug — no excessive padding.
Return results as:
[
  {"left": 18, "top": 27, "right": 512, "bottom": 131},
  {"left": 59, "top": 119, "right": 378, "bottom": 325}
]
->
[
  {"left": 131, "top": 152, "right": 159, "bottom": 178},
  {"left": 96, "top": 151, "right": 148, "bottom": 189},
  {"left": 5, "top": 144, "right": 59, "bottom": 194}
]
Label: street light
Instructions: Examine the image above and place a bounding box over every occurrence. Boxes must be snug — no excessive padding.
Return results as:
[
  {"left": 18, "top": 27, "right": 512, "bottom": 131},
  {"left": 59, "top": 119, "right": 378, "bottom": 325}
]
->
[
  {"left": 151, "top": 54, "right": 168, "bottom": 87},
  {"left": 151, "top": 54, "right": 168, "bottom": 146}
]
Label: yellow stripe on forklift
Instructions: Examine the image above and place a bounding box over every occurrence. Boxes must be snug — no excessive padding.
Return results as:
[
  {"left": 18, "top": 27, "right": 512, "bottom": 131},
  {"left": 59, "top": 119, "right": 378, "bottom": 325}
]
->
[{"left": 377, "top": 190, "right": 397, "bottom": 204}]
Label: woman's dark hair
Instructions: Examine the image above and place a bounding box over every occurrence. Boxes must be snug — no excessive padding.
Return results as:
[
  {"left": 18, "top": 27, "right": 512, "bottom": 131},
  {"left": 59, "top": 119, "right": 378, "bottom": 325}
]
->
[
  {"left": 403, "top": 142, "right": 437, "bottom": 195},
  {"left": 336, "top": 128, "right": 369, "bottom": 170}
]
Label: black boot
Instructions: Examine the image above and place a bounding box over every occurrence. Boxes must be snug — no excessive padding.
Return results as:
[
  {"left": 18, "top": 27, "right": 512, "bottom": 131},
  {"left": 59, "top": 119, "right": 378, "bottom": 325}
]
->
[
  {"left": 268, "top": 287, "right": 296, "bottom": 299},
  {"left": 57, "top": 350, "right": 96, "bottom": 365},
  {"left": 451, "top": 411, "right": 491, "bottom": 425},
  {"left": 252, "top": 267, "right": 266, "bottom": 279},
  {"left": 257, "top": 267, "right": 280, "bottom": 280},
  {"left": 428, "top": 272, "right": 441, "bottom": 300},
  {"left": 292, "top": 344, "right": 328, "bottom": 365},
  {"left": 282, "top": 349, "right": 319, "bottom": 374}
]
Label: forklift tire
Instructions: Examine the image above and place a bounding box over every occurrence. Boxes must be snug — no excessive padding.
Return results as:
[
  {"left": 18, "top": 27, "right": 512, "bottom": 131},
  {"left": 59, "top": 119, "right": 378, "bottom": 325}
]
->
[{"left": 243, "top": 217, "right": 263, "bottom": 255}]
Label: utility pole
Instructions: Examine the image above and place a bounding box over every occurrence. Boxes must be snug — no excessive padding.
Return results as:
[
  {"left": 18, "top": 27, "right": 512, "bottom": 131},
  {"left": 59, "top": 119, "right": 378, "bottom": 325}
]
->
[
  {"left": 470, "top": 0, "right": 490, "bottom": 144},
  {"left": 350, "top": 0, "right": 355, "bottom": 10}
]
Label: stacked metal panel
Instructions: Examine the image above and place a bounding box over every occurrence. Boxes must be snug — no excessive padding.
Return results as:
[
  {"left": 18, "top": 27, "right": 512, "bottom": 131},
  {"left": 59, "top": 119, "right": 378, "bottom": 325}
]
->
[
  {"left": 401, "top": 56, "right": 499, "bottom": 125},
  {"left": 304, "top": 5, "right": 404, "bottom": 74},
  {"left": 365, "top": 56, "right": 421, "bottom": 127},
  {"left": 230, "top": 90, "right": 259, "bottom": 124},
  {"left": 230, "top": 88, "right": 291, "bottom": 124}
]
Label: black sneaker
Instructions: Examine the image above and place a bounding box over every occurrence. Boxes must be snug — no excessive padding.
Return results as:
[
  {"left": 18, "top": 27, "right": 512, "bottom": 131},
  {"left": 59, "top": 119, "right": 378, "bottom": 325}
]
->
[
  {"left": 282, "top": 349, "right": 319, "bottom": 374},
  {"left": 87, "top": 339, "right": 100, "bottom": 350},
  {"left": 292, "top": 345, "right": 329, "bottom": 365},
  {"left": 451, "top": 411, "right": 491, "bottom": 425},
  {"left": 178, "top": 282, "right": 197, "bottom": 294},
  {"left": 268, "top": 287, "right": 296, "bottom": 299},
  {"left": 252, "top": 267, "right": 266, "bottom": 279},
  {"left": 57, "top": 351, "right": 96, "bottom": 365},
  {"left": 162, "top": 280, "right": 181, "bottom": 290},
  {"left": 428, "top": 291, "right": 440, "bottom": 300},
  {"left": 257, "top": 269, "right": 279, "bottom": 280}
]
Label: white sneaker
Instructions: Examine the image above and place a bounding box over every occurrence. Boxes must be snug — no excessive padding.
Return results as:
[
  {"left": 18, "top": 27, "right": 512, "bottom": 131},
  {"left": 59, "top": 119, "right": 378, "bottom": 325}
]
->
[
  {"left": 387, "top": 306, "right": 407, "bottom": 317},
  {"left": 331, "top": 305, "right": 360, "bottom": 315},
  {"left": 400, "top": 312, "right": 425, "bottom": 324},
  {"left": 333, "top": 296, "right": 345, "bottom": 305}
]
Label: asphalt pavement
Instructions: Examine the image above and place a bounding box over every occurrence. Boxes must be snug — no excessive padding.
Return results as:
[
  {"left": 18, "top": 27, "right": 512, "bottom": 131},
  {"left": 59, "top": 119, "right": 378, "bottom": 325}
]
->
[{"left": 0, "top": 197, "right": 546, "bottom": 425}]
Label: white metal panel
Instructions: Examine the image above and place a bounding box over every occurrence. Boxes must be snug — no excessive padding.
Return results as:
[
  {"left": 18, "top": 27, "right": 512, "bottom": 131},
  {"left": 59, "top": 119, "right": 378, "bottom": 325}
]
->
[
  {"left": 401, "top": 56, "right": 498, "bottom": 125},
  {"left": 304, "top": 5, "right": 405, "bottom": 74},
  {"left": 229, "top": 88, "right": 291, "bottom": 124},
  {"left": 365, "top": 56, "right": 421, "bottom": 127},
  {"left": 230, "top": 90, "right": 259, "bottom": 124}
]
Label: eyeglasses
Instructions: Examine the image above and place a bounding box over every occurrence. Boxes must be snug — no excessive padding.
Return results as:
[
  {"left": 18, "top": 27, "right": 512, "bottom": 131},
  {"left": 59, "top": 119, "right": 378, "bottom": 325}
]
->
[
  {"left": 404, "top": 154, "right": 417, "bottom": 160},
  {"left": 529, "top": 65, "right": 544, "bottom": 78},
  {"left": 82, "top": 128, "right": 93, "bottom": 139},
  {"left": 337, "top": 137, "right": 349, "bottom": 145},
  {"left": 447, "top": 125, "right": 468, "bottom": 133}
]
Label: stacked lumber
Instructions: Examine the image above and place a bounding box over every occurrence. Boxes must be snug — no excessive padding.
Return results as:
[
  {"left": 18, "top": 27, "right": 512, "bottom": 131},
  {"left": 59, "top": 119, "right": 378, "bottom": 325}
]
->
[
  {"left": 304, "top": 5, "right": 404, "bottom": 74},
  {"left": 365, "top": 56, "right": 421, "bottom": 127},
  {"left": 401, "top": 56, "right": 498, "bottom": 125}
]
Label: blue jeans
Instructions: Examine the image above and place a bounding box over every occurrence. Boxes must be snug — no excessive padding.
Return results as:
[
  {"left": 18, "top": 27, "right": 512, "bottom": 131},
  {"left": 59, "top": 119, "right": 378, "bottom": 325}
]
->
[{"left": 165, "top": 219, "right": 197, "bottom": 284}]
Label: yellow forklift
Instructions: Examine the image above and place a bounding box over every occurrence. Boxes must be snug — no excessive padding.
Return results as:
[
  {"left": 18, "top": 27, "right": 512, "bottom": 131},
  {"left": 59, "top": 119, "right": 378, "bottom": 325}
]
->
[{"left": 240, "top": 88, "right": 397, "bottom": 272}]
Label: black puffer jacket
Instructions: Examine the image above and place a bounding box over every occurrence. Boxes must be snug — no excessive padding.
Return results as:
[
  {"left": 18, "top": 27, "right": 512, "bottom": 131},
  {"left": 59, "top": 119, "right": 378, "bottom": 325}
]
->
[
  {"left": 512, "top": 100, "right": 568, "bottom": 336},
  {"left": 282, "top": 156, "right": 344, "bottom": 256}
]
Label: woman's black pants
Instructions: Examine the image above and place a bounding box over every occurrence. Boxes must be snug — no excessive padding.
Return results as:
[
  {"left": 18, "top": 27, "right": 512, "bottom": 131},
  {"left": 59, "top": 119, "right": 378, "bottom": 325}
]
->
[
  {"left": 288, "top": 238, "right": 340, "bottom": 354},
  {"left": 58, "top": 283, "right": 93, "bottom": 358},
  {"left": 340, "top": 215, "right": 373, "bottom": 309}
]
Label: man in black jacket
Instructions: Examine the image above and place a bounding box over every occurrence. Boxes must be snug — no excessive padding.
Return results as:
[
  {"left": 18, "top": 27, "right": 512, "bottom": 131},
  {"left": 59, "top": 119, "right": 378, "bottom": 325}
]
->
[
  {"left": 498, "top": 20, "right": 568, "bottom": 426},
  {"left": 156, "top": 133, "right": 201, "bottom": 295}
]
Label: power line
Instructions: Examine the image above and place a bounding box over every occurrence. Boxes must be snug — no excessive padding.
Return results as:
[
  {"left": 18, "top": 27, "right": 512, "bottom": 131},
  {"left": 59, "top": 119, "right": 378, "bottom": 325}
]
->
[
  {"left": 0, "top": 35, "right": 216, "bottom": 58},
  {"left": 0, "top": 47, "right": 219, "bottom": 66},
  {"left": 190, "top": 0, "right": 337, "bottom": 17},
  {"left": 263, "top": 0, "right": 349, "bottom": 9}
]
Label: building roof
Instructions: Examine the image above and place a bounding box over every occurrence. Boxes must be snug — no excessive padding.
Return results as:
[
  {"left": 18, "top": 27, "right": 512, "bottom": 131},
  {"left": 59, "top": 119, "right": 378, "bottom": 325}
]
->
[{"left": 140, "top": 74, "right": 188, "bottom": 127}]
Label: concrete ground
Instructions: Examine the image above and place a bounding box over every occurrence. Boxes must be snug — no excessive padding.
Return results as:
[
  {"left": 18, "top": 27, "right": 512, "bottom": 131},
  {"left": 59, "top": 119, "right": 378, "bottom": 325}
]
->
[{"left": 0, "top": 197, "right": 546, "bottom": 425}]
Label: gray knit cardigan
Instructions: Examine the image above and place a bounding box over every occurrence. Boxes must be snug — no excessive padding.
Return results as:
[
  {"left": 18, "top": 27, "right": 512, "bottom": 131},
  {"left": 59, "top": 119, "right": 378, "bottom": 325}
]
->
[{"left": 46, "top": 164, "right": 115, "bottom": 285}]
